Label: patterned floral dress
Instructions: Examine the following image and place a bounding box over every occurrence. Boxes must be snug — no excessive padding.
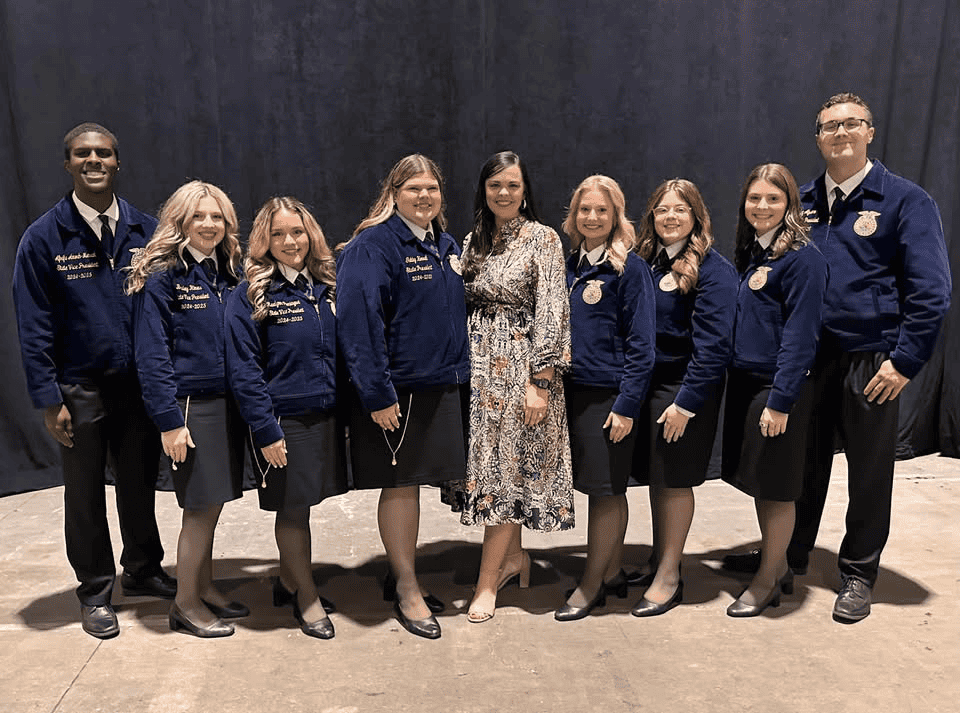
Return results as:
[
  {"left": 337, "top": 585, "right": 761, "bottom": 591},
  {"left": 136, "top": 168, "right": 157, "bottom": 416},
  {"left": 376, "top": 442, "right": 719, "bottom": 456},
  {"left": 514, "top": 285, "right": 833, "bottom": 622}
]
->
[{"left": 453, "top": 217, "right": 574, "bottom": 531}]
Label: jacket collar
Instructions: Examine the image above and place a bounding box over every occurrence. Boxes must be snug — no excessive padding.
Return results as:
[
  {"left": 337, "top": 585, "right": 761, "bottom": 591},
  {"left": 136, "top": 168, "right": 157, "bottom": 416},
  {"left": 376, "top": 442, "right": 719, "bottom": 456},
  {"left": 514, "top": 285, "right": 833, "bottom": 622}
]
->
[
  {"left": 801, "top": 159, "right": 888, "bottom": 208},
  {"left": 53, "top": 192, "right": 145, "bottom": 246}
]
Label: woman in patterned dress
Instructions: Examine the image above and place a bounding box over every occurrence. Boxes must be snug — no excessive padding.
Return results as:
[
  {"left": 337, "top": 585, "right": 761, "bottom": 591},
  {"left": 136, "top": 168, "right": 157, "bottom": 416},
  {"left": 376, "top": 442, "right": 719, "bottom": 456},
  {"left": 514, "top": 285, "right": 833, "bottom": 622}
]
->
[{"left": 455, "top": 151, "right": 573, "bottom": 623}]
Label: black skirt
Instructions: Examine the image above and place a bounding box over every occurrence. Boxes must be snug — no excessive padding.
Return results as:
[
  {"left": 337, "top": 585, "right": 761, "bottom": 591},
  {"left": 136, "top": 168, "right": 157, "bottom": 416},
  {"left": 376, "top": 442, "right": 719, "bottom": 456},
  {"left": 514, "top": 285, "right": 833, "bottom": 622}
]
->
[
  {"left": 566, "top": 385, "right": 636, "bottom": 496},
  {"left": 721, "top": 367, "right": 815, "bottom": 502},
  {"left": 249, "top": 411, "right": 348, "bottom": 512},
  {"left": 631, "top": 363, "right": 724, "bottom": 488},
  {"left": 348, "top": 384, "right": 467, "bottom": 489},
  {"left": 165, "top": 394, "right": 245, "bottom": 510}
]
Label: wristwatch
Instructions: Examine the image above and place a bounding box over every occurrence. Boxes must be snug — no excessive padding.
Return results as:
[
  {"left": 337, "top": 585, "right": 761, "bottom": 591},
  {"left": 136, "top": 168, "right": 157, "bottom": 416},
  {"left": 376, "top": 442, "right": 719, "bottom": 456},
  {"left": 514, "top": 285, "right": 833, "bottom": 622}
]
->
[{"left": 530, "top": 377, "right": 551, "bottom": 390}]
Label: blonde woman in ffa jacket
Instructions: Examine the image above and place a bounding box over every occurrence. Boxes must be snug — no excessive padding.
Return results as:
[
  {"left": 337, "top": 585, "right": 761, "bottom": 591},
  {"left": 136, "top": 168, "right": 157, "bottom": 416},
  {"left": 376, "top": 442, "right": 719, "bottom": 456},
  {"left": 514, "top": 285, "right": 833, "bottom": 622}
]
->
[
  {"left": 721, "top": 164, "right": 827, "bottom": 617},
  {"left": 127, "top": 181, "right": 245, "bottom": 637},
  {"left": 337, "top": 155, "right": 470, "bottom": 640},
  {"left": 225, "top": 197, "right": 346, "bottom": 640},
  {"left": 629, "top": 179, "right": 737, "bottom": 617},
  {"left": 554, "top": 175, "right": 656, "bottom": 621}
]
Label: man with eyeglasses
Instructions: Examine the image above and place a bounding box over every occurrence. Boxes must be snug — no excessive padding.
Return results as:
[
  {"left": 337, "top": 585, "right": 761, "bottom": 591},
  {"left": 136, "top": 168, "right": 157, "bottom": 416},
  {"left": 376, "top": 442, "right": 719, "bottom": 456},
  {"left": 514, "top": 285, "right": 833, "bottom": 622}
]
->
[{"left": 723, "top": 92, "right": 951, "bottom": 622}]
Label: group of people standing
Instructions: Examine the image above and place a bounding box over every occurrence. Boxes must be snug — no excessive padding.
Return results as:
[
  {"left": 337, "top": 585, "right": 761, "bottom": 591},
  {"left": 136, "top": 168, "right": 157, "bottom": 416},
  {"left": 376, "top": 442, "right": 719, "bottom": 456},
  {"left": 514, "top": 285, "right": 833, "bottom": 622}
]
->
[{"left": 12, "top": 92, "right": 951, "bottom": 642}]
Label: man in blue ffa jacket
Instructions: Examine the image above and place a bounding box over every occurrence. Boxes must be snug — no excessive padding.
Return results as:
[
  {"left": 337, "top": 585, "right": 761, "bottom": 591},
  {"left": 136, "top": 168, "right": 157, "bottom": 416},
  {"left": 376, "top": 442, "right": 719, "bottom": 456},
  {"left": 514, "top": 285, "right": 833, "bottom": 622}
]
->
[
  {"left": 723, "top": 93, "right": 952, "bottom": 623},
  {"left": 12, "top": 123, "right": 175, "bottom": 638}
]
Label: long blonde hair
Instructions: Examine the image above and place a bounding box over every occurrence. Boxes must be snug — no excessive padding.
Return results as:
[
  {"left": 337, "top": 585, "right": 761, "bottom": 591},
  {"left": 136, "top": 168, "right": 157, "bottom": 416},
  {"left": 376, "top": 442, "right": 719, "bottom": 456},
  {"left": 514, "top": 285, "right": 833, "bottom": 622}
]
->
[
  {"left": 125, "top": 180, "right": 240, "bottom": 294},
  {"left": 636, "top": 179, "right": 714, "bottom": 294},
  {"left": 562, "top": 175, "right": 634, "bottom": 275},
  {"left": 245, "top": 197, "right": 336, "bottom": 322}
]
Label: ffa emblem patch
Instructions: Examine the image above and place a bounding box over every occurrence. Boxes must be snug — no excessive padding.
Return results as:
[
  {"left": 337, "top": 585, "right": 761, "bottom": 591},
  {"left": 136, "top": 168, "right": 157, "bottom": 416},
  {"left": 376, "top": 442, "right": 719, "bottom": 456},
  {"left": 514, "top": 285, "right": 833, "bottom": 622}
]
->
[
  {"left": 853, "top": 211, "right": 880, "bottom": 237},
  {"left": 659, "top": 272, "right": 678, "bottom": 292},
  {"left": 582, "top": 280, "right": 603, "bottom": 304},
  {"left": 449, "top": 254, "right": 463, "bottom": 275},
  {"left": 748, "top": 266, "right": 772, "bottom": 290}
]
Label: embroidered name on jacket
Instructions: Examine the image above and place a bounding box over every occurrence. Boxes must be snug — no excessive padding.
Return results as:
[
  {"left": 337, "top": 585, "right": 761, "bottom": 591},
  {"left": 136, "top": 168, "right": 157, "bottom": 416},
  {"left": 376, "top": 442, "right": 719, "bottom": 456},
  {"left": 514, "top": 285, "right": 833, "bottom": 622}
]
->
[
  {"left": 405, "top": 255, "right": 434, "bottom": 281},
  {"left": 175, "top": 283, "right": 211, "bottom": 310},
  {"left": 266, "top": 298, "right": 305, "bottom": 324},
  {"left": 54, "top": 252, "right": 98, "bottom": 280}
]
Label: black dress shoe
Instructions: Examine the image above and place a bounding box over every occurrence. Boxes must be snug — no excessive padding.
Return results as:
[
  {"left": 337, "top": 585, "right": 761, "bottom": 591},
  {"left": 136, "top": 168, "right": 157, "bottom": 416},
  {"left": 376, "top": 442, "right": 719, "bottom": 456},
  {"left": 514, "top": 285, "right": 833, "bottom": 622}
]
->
[
  {"left": 272, "top": 577, "right": 336, "bottom": 613},
  {"left": 721, "top": 549, "right": 808, "bottom": 576},
  {"left": 631, "top": 581, "right": 683, "bottom": 617},
  {"left": 169, "top": 604, "right": 234, "bottom": 638},
  {"left": 203, "top": 599, "right": 250, "bottom": 619},
  {"left": 624, "top": 566, "right": 656, "bottom": 588},
  {"left": 383, "top": 571, "right": 445, "bottom": 613},
  {"left": 833, "top": 577, "right": 871, "bottom": 623},
  {"left": 80, "top": 604, "right": 119, "bottom": 639},
  {"left": 726, "top": 584, "right": 780, "bottom": 617},
  {"left": 293, "top": 600, "right": 335, "bottom": 639},
  {"left": 555, "top": 587, "right": 607, "bottom": 621},
  {"left": 393, "top": 600, "right": 441, "bottom": 639},
  {"left": 603, "top": 570, "right": 629, "bottom": 599},
  {"left": 121, "top": 569, "right": 177, "bottom": 599}
]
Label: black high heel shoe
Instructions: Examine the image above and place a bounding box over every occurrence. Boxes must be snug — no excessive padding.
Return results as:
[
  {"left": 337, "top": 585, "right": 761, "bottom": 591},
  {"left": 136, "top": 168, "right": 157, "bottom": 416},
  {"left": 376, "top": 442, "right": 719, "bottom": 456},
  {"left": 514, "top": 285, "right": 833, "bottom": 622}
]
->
[
  {"left": 393, "top": 600, "right": 441, "bottom": 639},
  {"left": 779, "top": 569, "right": 795, "bottom": 595},
  {"left": 603, "top": 570, "right": 629, "bottom": 599},
  {"left": 555, "top": 586, "right": 607, "bottom": 621},
  {"left": 631, "top": 581, "right": 683, "bottom": 617},
  {"left": 383, "top": 571, "right": 445, "bottom": 613},
  {"left": 202, "top": 599, "right": 250, "bottom": 619},
  {"left": 726, "top": 584, "right": 781, "bottom": 617},
  {"left": 272, "top": 577, "right": 335, "bottom": 613},
  {"left": 293, "top": 598, "right": 335, "bottom": 639},
  {"left": 169, "top": 603, "right": 234, "bottom": 638}
]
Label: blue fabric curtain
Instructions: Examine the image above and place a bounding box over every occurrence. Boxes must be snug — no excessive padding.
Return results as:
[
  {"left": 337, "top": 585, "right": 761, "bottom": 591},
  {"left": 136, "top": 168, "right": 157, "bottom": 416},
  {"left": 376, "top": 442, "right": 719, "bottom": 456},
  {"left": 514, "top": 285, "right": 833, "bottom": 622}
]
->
[{"left": 2, "top": 0, "right": 957, "bottom": 494}]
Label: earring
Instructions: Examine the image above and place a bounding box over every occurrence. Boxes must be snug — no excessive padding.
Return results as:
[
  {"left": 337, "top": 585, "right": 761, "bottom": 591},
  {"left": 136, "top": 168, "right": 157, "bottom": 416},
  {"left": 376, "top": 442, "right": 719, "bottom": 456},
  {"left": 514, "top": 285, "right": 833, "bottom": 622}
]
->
[{"left": 521, "top": 199, "right": 527, "bottom": 211}]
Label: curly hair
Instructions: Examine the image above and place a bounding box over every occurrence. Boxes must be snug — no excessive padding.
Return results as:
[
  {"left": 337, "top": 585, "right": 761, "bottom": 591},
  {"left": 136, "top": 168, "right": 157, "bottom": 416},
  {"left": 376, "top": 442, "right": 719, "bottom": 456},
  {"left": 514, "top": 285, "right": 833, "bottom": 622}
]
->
[
  {"left": 635, "top": 179, "right": 714, "bottom": 294},
  {"left": 125, "top": 180, "right": 240, "bottom": 294},
  {"left": 562, "top": 175, "right": 634, "bottom": 275},
  {"left": 245, "top": 197, "right": 336, "bottom": 322},
  {"left": 733, "top": 164, "right": 809, "bottom": 272}
]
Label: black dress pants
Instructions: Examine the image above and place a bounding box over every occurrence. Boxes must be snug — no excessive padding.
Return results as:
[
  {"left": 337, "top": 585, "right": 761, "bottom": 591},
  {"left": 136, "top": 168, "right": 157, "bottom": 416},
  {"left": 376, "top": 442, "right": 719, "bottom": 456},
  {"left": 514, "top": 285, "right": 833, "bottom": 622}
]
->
[
  {"left": 789, "top": 350, "right": 898, "bottom": 586},
  {"left": 59, "top": 375, "right": 163, "bottom": 605}
]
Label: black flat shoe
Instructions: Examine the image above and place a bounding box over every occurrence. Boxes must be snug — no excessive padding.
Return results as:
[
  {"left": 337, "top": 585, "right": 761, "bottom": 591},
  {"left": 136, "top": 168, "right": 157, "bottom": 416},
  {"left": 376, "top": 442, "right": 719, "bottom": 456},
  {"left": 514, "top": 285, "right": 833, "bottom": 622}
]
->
[
  {"left": 555, "top": 586, "right": 607, "bottom": 622},
  {"left": 169, "top": 603, "right": 234, "bottom": 638},
  {"left": 383, "top": 571, "right": 445, "bottom": 613},
  {"left": 272, "top": 577, "right": 335, "bottom": 613},
  {"left": 631, "top": 581, "right": 683, "bottom": 617},
  {"left": 603, "top": 570, "right": 629, "bottom": 599},
  {"left": 121, "top": 569, "right": 177, "bottom": 599},
  {"left": 202, "top": 599, "right": 250, "bottom": 619},
  {"left": 80, "top": 604, "right": 119, "bottom": 639},
  {"left": 293, "top": 600, "right": 335, "bottom": 640},
  {"left": 393, "top": 600, "right": 441, "bottom": 639},
  {"left": 726, "top": 585, "right": 781, "bottom": 618}
]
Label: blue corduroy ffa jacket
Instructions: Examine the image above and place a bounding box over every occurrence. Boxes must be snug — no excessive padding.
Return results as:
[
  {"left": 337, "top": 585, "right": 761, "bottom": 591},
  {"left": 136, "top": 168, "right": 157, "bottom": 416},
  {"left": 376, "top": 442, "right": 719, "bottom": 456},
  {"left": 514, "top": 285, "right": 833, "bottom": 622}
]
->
[
  {"left": 650, "top": 247, "right": 738, "bottom": 413},
  {"left": 566, "top": 251, "right": 656, "bottom": 419},
  {"left": 133, "top": 250, "right": 238, "bottom": 432},
  {"left": 799, "top": 160, "right": 951, "bottom": 378},
  {"left": 12, "top": 194, "right": 158, "bottom": 408},
  {"left": 732, "top": 241, "right": 828, "bottom": 413},
  {"left": 225, "top": 277, "right": 338, "bottom": 448},
  {"left": 336, "top": 214, "right": 470, "bottom": 412}
]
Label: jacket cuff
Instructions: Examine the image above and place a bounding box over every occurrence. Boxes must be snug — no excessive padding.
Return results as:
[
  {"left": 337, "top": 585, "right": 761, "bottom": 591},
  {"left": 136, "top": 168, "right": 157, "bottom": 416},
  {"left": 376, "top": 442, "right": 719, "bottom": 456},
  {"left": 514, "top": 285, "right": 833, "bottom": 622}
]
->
[
  {"left": 253, "top": 421, "right": 284, "bottom": 448},
  {"left": 361, "top": 384, "right": 399, "bottom": 413},
  {"left": 154, "top": 407, "right": 186, "bottom": 433},
  {"left": 33, "top": 384, "right": 65, "bottom": 410},
  {"left": 673, "top": 386, "right": 705, "bottom": 414},
  {"left": 765, "top": 389, "right": 795, "bottom": 414},
  {"left": 889, "top": 351, "right": 923, "bottom": 380},
  {"left": 612, "top": 394, "right": 644, "bottom": 420}
]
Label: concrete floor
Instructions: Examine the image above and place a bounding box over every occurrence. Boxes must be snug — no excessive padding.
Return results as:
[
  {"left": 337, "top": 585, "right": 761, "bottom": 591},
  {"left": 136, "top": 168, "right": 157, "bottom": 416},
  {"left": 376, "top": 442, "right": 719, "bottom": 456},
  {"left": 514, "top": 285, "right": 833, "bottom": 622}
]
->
[{"left": 1, "top": 453, "right": 958, "bottom": 713}]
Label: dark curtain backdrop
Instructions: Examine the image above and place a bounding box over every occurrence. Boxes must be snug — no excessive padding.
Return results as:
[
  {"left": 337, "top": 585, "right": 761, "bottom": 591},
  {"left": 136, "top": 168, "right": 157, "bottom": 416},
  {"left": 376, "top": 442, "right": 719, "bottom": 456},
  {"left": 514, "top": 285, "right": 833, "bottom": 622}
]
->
[{"left": 2, "top": 0, "right": 958, "bottom": 495}]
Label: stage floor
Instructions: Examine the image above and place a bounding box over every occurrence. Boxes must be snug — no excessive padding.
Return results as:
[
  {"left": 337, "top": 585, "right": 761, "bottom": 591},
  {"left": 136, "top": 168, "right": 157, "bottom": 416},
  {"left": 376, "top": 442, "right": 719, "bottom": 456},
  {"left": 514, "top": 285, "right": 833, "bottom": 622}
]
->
[{"left": 2, "top": 453, "right": 958, "bottom": 713}]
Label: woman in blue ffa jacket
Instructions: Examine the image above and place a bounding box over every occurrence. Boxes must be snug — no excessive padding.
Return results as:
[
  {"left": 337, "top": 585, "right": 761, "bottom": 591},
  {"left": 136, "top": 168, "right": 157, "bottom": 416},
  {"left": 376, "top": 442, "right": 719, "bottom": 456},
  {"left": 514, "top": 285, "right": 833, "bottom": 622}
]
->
[
  {"left": 628, "top": 179, "right": 737, "bottom": 617},
  {"left": 127, "top": 181, "right": 245, "bottom": 637},
  {"left": 554, "top": 175, "right": 655, "bottom": 621},
  {"left": 722, "top": 164, "right": 827, "bottom": 617},
  {"left": 225, "top": 197, "right": 346, "bottom": 640},
  {"left": 337, "top": 155, "right": 470, "bottom": 640}
]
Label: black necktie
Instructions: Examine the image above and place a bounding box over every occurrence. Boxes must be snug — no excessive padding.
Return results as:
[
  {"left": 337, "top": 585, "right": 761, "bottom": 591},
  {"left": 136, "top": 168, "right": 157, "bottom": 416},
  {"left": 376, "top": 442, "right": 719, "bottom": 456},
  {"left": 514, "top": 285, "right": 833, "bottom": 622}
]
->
[
  {"left": 653, "top": 248, "right": 670, "bottom": 273},
  {"left": 201, "top": 258, "right": 217, "bottom": 282},
  {"left": 576, "top": 253, "right": 590, "bottom": 277},
  {"left": 294, "top": 274, "right": 310, "bottom": 295},
  {"left": 830, "top": 187, "right": 845, "bottom": 224},
  {"left": 750, "top": 240, "right": 766, "bottom": 262},
  {"left": 98, "top": 215, "right": 114, "bottom": 257}
]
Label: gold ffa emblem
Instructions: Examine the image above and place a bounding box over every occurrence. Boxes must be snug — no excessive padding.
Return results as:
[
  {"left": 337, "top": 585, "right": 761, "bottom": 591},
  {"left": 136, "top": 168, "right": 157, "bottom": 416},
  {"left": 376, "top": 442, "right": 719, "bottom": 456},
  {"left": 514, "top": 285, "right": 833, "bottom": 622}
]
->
[
  {"left": 582, "top": 280, "right": 603, "bottom": 304},
  {"left": 659, "top": 272, "right": 678, "bottom": 292},
  {"left": 449, "top": 254, "right": 463, "bottom": 275},
  {"left": 853, "top": 211, "right": 880, "bottom": 237},
  {"left": 748, "top": 266, "right": 772, "bottom": 290}
]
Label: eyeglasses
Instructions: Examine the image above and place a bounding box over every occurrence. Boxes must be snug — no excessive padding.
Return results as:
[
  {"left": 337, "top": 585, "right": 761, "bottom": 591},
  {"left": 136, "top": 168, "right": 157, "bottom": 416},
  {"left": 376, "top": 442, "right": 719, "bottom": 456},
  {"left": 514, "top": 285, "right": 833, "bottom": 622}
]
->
[
  {"left": 653, "top": 205, "right": 690, "bottom": 217},
  {"left": 817, "top": 117, "right": 871, "bottom": 135}
]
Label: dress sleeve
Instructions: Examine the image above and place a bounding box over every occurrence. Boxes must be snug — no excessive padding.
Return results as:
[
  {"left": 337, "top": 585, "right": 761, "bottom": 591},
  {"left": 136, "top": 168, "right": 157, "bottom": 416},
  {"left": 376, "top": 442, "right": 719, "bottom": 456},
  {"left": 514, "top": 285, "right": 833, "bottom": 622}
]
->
[{"left": 528, "top": 225, "right": 571, "bottom": 375}]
